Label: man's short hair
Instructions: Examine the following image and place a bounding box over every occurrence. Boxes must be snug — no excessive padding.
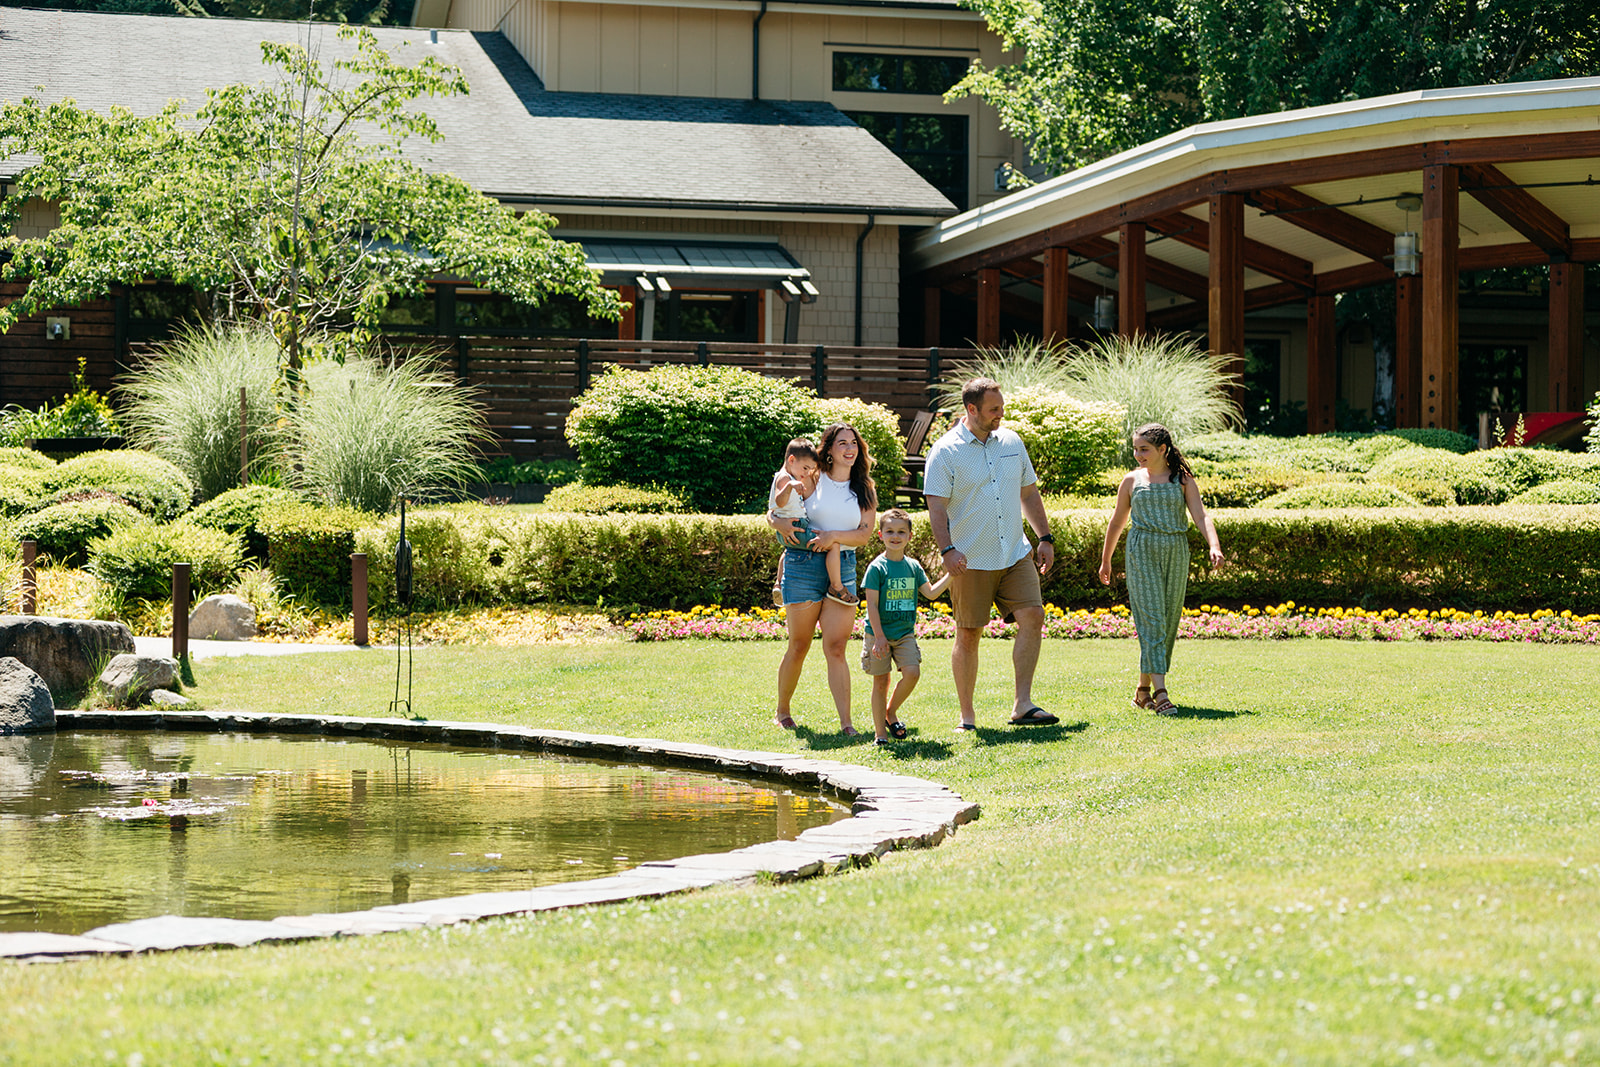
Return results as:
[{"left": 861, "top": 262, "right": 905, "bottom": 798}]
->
[
  {"left": 878, "top": 507, "right": 913, "bottom": 531},
  {"left": 962, "top": 377, "right": 1002, "bottom": 411},
  {"left": 785, "top": 439, "right": 820, "bottom": 463}
]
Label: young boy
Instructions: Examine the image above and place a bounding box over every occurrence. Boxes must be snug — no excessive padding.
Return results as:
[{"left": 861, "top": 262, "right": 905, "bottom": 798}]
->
[
  {"left": 770, "top": 438, "right": 854, "bottom": 606},
  {"left": 860, "top": 508, "right": 949, "bottom": 745}
]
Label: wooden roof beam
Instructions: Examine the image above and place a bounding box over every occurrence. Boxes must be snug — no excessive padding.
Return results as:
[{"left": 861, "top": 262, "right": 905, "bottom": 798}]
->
[
  {"left": 1147, "top": 212, "right": 1315, "bottom": 289},
  {"left": 1073, "top": 235, "right": 1210, "bottom": 302},
  {"left": 1459, "top": 162, "right": 1571, "bottom": 258},
  {"left": 1248, "top": 186, "right": 1395, "bottom": 262}
]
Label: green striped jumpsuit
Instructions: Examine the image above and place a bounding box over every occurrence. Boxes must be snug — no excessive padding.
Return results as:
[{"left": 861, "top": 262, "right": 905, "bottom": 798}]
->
[{"left": 1126, "top": 478, "right": 1191, "bottom": 674}]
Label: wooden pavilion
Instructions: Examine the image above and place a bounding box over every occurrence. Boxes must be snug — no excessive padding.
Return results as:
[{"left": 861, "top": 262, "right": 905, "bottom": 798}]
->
[{"left": 907, "top": 77, "right": 1600, "bottom": 432}]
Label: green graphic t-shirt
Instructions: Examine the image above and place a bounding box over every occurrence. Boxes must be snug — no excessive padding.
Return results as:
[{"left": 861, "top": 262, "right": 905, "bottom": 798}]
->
[{"left": 862, "top": 554, "right": 930, "bottom": 641}]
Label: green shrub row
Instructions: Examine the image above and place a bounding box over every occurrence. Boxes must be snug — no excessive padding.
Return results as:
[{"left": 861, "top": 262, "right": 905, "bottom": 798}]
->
[
  {"left": 87, "top": 521, "right": 242, "bottom": 602},
  {"left": 257, "top": 499, "right": 375, "bottom": 606},
  {"left": 0, "top": 448, "right": 195, "bottom": 520},
  {"left": 331, "top": 503, "right": 1600, "bottom": 614}
]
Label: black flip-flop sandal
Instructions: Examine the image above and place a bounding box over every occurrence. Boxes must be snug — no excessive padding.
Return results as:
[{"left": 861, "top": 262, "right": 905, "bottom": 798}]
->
[
  {"left": 888, "top": 720, "right": 908, "bottom": 740},
  {"left": 1009, "top": 707, "right": 1059, "bottom": 726}
]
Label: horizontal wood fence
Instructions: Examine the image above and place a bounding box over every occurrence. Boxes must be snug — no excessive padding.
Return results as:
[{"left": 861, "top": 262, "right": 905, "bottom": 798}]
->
[{"left": 381, "top": 337, "right": 976, "bottom": 460}]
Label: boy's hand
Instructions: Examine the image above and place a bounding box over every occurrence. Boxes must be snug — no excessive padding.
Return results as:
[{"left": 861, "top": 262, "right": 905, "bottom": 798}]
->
[{"left": 870, "top": 636, "right": 888, "bottom": 660}]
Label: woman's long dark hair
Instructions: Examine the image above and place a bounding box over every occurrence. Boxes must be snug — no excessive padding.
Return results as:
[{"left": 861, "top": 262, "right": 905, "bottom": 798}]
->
[
  {"left": 818, "top": 422, "right": 877, "bottom": 511},
  {"left": 1134, "top": 422, "right": 1194, "bottom": 485}
]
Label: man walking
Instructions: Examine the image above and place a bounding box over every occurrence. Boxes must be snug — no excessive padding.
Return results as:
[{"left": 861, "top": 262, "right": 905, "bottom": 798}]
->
[{"left": 924, "top": 377, "right": 1057, "bottom": 729}]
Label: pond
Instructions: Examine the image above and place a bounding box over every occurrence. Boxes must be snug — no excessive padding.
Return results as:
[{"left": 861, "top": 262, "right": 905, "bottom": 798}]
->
[{"left": 0, "top": 731, "right": 848, "bottom": 936}]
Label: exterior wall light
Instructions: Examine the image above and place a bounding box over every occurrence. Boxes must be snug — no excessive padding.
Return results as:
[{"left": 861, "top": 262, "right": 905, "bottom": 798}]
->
[{"left": 1093, "top": 294, "right": 1116, "bottom": 331}]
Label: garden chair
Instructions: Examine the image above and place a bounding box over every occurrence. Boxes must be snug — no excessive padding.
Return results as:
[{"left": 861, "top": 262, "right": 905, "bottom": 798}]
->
[{"left": 894, "top": 409, "right": 937, "bottom": 506}]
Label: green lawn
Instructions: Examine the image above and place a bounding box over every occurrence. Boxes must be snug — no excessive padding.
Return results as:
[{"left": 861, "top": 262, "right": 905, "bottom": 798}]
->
[{"left": 5, "top": 638, "right": 1598, "bottom": 1065}]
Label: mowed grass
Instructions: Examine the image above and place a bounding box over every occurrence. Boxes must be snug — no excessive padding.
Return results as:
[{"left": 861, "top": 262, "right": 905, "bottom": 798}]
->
[{"left": 4, "top": 639, "right": 1599, "bottom": 1065}]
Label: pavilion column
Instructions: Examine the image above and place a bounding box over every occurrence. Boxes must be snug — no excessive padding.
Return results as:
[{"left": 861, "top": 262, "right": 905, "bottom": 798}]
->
[
  {"left": 1394, "top": 275, "right": 1422, "bottom": 427},
  {"left": 1549, "top": 262, "right": 1585, "bottom": 411},
  {"left": 1421, "top": 164, "right": 1459, "bottom": 430},
  {"left": 1307, "top": 293, "right": 1337, "bottom": 433},
  {"left": 1118, "top": 223, "right": 1147, "bottom": 337},
  {"left": 923, "top": 286, "right": 942, "bottom": 347},
  {"left": 1209, "top": 193, "right": 1246, "bottom": 409},
  {"left": 618, "top": 285, "right": 637, "bottom": 341},
  {"left": 977, "top": 268, "right": 1001, "bottom": 346},
  {"left": 1042, "top": 247, "right": 1072, "bottom": 345}
]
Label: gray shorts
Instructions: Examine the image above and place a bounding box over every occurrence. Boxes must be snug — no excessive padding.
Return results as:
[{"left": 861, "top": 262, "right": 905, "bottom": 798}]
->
[{"left": 860, "top": 633, "right": 922, "bottom": 676}]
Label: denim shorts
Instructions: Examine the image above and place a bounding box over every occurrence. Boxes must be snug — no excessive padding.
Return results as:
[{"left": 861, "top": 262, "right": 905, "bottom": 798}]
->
[{"left": 781, "top": 546, "right": 856, "bottom": 606}]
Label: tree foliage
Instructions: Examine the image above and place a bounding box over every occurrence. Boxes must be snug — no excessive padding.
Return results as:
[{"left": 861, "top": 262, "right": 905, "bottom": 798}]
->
[
  {"left": 952, "top": 0, "right": 1600, "bottom": 172},
  {"left": 0, "top": 26, "right": 618, "bottom": 367}
]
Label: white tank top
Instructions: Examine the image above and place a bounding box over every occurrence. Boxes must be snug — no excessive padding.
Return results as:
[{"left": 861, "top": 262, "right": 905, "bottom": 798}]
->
[{"left": 804, "top": 473, "right": 863, "bottom": 532}]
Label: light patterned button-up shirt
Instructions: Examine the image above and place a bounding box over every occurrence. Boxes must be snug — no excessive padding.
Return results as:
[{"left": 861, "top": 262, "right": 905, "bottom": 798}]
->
[{"left": 922, "top": 421, "right": 1038, "bottom": 570}]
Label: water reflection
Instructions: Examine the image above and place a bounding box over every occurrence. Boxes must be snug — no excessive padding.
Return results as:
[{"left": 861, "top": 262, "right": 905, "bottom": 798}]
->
[{"left": 0, "top": 731, "right": 847, "bottom": 935}]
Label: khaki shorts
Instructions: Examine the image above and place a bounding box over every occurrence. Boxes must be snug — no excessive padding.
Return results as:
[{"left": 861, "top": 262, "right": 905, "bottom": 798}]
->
[
  {"left": 949, "top": 555, "right": 1043, "bottom": 629},
  {"left": 860, "top": 633, "right": 922, "bottom": 675}
]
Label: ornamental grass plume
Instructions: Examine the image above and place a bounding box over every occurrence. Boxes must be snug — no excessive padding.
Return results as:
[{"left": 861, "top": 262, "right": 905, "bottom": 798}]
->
[{"left": 285, "top": 353, "right": 490, "bottom": 514}]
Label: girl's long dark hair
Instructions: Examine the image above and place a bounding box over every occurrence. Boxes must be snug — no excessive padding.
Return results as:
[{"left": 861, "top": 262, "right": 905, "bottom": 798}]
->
[
  {"left": 1134, "top": 423, "right": 1194, "bottom": 485},
  {"left": 818, "top": 422, "right": 877, "bottom": 510}
]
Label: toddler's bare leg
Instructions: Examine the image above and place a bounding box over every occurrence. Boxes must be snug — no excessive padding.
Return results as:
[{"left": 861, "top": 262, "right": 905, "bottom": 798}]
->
[{"left": 826, "top": 543, "right": 844, "bottom": 591}]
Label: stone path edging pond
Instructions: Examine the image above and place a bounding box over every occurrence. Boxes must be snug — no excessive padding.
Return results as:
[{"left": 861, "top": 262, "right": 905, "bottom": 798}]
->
[{"left": 0, "top": 710, "right": 979, "bottom": 963}]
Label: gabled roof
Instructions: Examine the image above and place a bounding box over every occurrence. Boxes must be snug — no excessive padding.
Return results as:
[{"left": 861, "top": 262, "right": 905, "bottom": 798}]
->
[{"left": 0, "top": 6, "right": 956, "bottom": 219}]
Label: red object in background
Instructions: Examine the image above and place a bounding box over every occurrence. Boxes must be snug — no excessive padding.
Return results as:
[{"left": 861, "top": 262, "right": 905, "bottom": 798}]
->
[{"left": 1487, "top": 411, "right": 1586, "bottom": 448}]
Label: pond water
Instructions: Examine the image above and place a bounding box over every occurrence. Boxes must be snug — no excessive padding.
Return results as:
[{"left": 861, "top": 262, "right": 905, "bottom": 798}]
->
[{"left": 0, "top": 731, "right": 847, "bottom": 935}]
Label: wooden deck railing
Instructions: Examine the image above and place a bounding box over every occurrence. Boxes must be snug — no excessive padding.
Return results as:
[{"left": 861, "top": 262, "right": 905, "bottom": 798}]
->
[{"left": 378, "top": 336, "right": 975, "bottom": 460}]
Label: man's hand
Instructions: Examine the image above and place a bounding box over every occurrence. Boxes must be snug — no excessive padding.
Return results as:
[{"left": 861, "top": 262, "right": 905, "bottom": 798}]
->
[{"left": 1034, "top": 541, "right": 1055, "bottom": 575}]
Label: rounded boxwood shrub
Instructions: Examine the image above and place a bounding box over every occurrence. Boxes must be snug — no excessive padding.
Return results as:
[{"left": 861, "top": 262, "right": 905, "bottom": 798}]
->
[
  {"left": 88, "top": 521, "right": 243, "bottom": 601},
  {"left": 0, "top": 466, "right": 51, "bottom": 517},
  {"left": 566, "top": 365, "right": 820, "bottom": 513},
  {"left": 1385, "top": 427, "right": 1477, "bottom": 453},
  {"left": 1511, "top": 478, "right": 1600, "bottom": 505},
  {"left": 187, "top": 485, "right": 302, "bottom": 562},
  {"left": 544, "top": 482, "right": 690, "bottom": 514},
  {"left": 14, "top": 498, "right": 149, "bottom": 566},
  {"left": 47, "top": 450, "right": 195, "bottom": 521},
  {"left": 0, "top": 447, "right": 56, "bottom": 472},
  {"left": 1462, "top": 447, "right": 1571, "bottom": 494},
  {"left": 1197, "top": 466, "right": 1325, "bottom": 507},
  {"left": 1366, "top": 447, "right": 1508, "bottom": 504},
  {"left": 1367, "top": 476, "right": 1454, "bottom": 507},
  {"left": 984, "top": 387, "right": 1124, "bottom": 494},
  {"left": 1258, "top": 483, "right": 1422, "bottom": 509},
  {"left": 258, "top": 499, "right": 375, "bottom": 607}
]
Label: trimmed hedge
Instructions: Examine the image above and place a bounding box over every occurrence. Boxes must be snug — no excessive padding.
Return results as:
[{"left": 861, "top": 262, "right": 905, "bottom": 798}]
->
[
  {"left": 341, "top": 503, "right": 1600, "bottom": 612},
  {"left": 808, "top": 396, "right": 906, "bottom": 494},
  {"left": 543, "top": 482, "right": 690, "bottom": 514},
  {"left": 47, "top": 450, "right": 195, "bottom": 521},
  {"left": 1388, "top": 427, "right": 1477, "bottom": 453},
  {"left": 0, "top": 447, "right": 56, "bottom": 472},
  {"left": 998, "top": 387, "right": 1125, "bottom": 494},
  {"left": 1257, "top": 484, "right": 1421, "bottom": 509},
  {"left": 87, "top": 521, "right": 243, "bottom": 601},
  {"left": 259, "top": 500, "right": 375, "bottom": 606},
  {"left": 14, "top": 498, "right": 149, "bottom": 566}
]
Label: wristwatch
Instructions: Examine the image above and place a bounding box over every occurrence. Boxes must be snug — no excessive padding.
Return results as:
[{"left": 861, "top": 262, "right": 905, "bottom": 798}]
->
[
  {"left": 1037, "top": 533, "right": 1054, "bottom": 544},
  {"left": 940, "top": 545, "right": 957, "bottom": 555}
]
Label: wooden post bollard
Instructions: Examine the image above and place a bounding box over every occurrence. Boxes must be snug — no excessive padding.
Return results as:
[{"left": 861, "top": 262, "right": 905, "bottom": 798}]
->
[
  {"left": 172, "top": 562, "right": 191, "bottom": 664},
  {"left": 351, "top": 552, "right": 369, "bottom": 646},
  {"left": 20, "top": 539, "right": 37, "bottom": 615}
]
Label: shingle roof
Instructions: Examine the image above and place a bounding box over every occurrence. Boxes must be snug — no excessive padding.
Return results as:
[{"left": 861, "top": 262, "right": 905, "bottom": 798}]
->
[{"left": 0, "top": 6, "right": 956, "bottom": 217}]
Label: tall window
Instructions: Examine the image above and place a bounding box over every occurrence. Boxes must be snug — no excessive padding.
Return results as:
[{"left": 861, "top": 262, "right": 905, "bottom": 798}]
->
[
  {"left": 832, "top": 53, "right": 969, "bottom": 95},
  {"left": 845, "top": 112, "right": 969, "bottom": 209}
]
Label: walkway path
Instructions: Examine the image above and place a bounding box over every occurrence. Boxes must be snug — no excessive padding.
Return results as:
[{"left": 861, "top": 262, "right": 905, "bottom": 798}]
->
[{"left": 133, "top": 637, "right": 373, "bottom": 661}]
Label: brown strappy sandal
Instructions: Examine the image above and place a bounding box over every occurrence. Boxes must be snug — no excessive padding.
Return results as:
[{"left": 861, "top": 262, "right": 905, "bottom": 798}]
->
[
  {"left": 1150, "top": 688, "right": 1178, "bottom": 716},
  {"left": 1132, "top": 685, "right": 1153, "bottom": 710}
]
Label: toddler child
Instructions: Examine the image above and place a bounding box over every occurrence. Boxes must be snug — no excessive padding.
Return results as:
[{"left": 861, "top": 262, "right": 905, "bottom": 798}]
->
[
  {"left": 861, "top": 508, "right": 950, "bottom": 745},
  {"left": 770, "top": 439, "right": 853, "bottom": 606}
]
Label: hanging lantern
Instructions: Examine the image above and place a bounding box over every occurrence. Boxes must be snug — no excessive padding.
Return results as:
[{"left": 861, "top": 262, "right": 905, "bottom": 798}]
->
[
  {"left": 1093, "top": 294, "right": 1116, "bottom": 331},
  {"left": 1392, "top": 232, "right": 1420, "bottom": 276}
]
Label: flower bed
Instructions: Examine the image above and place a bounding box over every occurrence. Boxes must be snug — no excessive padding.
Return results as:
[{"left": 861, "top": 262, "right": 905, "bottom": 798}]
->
[{"left": 626, "top": 601, "right": 1600, "bottom": 644}]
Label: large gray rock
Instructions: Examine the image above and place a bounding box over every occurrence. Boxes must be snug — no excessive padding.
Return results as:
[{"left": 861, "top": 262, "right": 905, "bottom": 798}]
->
[
  {"left": 98, "top": 654, "right": 178, "bottom": 707},
  {"left": 0, "top": 616, "right": 136, "bottom": 697},
  {"left": 188, "top": 594, "right": 258, "bottom": 641},
  {"left": 0, "top": 657, "right": 54, "bottom": 734}
]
